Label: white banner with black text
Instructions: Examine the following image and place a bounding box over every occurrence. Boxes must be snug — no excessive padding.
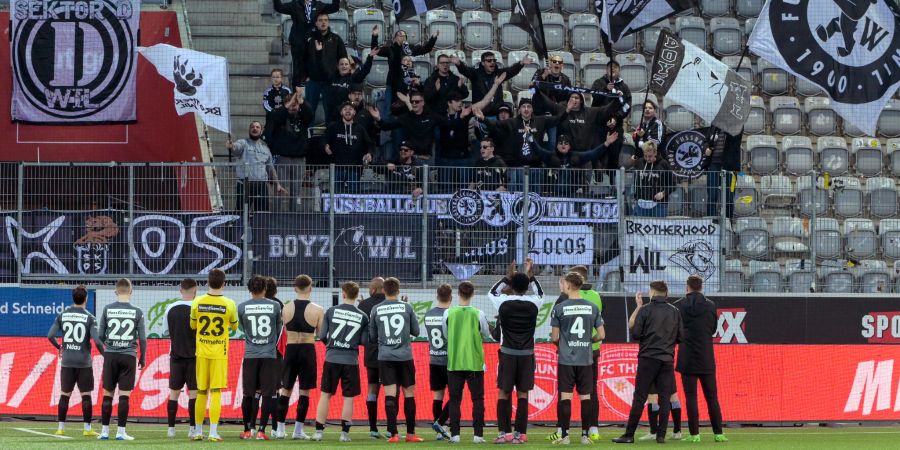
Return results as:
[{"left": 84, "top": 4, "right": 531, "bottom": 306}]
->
[{"left": 623, "top": 218, "right": 720, "bottom": 293}]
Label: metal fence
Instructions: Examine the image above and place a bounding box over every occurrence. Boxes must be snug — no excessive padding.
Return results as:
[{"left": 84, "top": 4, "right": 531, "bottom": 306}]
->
[{"left": 1, "top": 162, "right": 896, "bottom": 294}]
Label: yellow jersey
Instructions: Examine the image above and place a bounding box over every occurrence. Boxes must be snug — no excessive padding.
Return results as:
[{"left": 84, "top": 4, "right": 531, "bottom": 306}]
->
[{"left": 190, "top": 293, "right": 239, "bottom": 360}]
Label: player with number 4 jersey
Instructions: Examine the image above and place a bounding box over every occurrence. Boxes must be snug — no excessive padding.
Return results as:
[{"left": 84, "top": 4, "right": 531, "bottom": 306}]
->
[{"left": 238, "top": 276, "right": 283, "bottom": 440}]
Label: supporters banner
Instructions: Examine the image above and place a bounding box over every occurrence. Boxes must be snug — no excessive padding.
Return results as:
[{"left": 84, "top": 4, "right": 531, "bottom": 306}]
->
[
  {"left": 138, "top": 44, "right": 231, "bottom": 133},
  {"left": 392, "top": 0, "right": 451, "bottom": 21},
  {"left": 0, "top": 287, "right": 95, "bottom": 336},
  {"left": 517, "top": 225, "right": 594, "bottom": 266},
  {"left": 748, "top": 0, "right": 900, "bottom": 137},
  {"left": 600, "top": 0, "right": 694, "bottom": 44},
  {"left": 2, "top": 339, "right": 900, "bottom": 421},
  {"left": 622, "top": 218, "right": 720, "bottom": 293},
  {"left": 10, "top": 0, "right": 140, "bottom": 123},
  {"left": 510, "top": 0, "right": 549, "bottom": 59},
  {"left": 649, "top": 30, "right": 752, "bottom": 136},
  {"left": 664, "top": 128, "right": 711, "bottom": 179}
]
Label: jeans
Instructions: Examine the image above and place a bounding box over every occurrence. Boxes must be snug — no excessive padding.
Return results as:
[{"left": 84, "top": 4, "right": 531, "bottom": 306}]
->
[
  {"left": 304, "top": 80, "right": 325, "bottom": 118},
  {"left": 681, "top": 373, "right": 724, "bottom": 436},
  {"left": 633, "top": 201, "right": 668, "bottom": 217},
  {"left": 706, "top": 165, "right": 735, "bottom": 218},
  {"left": 624, "top": 358, "right": 675, "bottom": 438},
  {"left": 379, "top": 86, "right": 403, "bottom": 163},
  {"left": 273, "top": 156, "right": 306, "bottom": 212}
]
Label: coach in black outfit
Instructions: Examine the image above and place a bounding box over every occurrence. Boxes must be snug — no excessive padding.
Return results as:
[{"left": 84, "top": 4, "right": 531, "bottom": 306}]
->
[
  {"left": 673, "top": 275, "right": 725, "bottom": 442},
  {"left": 613, "top": 280, "right": 682, "bottom": 444}
]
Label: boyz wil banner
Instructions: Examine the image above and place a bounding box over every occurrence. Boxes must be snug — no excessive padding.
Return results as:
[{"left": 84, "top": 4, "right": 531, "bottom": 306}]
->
[
  {"left": 649, "top": 30, "right": 751, "bottom": 136},
  {"left": 10, "top": 0, "right": 140, "bottom": 123},
  {"left": 748, "top": 0, "right": 900, "bottom": 137},
  {"left": 623, "top": 218, "right": 720, "bottom": 293},
  {"left": 599, "top": 0, "right": 694, "bottom": 44}
]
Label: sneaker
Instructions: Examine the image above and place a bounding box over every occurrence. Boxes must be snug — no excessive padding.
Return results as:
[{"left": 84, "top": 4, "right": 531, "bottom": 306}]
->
[
  {"left": 581, "top": 435, "right": 593, "bottom": 444},
  {"left": 473, "top": 436, "right": 486, "bottom": 443},
  {"left": 405, "top": 434, "right": 424, "bottom": 442},
  {"left": 449, "top": 435, "right": 461, "bottom": 444},
  {"left": 515, "top": 434, "right": 528, "bottom": 443},
  {"left": 671, "top": 432, "right": 683, "bottom": 440},
  {"left": 546, "top": 431, "right": 561, "bottom": 441},
  {"left": 656, "top": 435, "right": 666, "bottom": 444},
  {"left": 370, "top": 431, "right": 384, "bottom": 439},
  {"left": 167, "top": 428, "right": 176, "bottom": 438},
  {"left": 83, "top": 430, "right": 99, "bottom": 437},
  {"left": 493, "top": 433, "right": 512, "bottom": 444},
  {"left": 207, "top": 434, "right": 223, "bottom": 442},
  {"left": 589, "top": 431, "right": 601, "bottom": 442},
  {"left": 611, "top": 435, "right": 635, "bottom": 444},
  {"left": 684, "top": 434, "right": 701, "bottom": 443},
  {"left": 432, "top": 422, "right": 450, "bottom": 440},
  {"left": 292, "top": 430, "right": 311, "bottom": 440},
  {"left": 239, "top": 431, "right": 253, "bottom": 440},
  {"left": 273, "top": 430, "right": 286, "bottom": 439},
  {"left": 339, "top": 432, "right": 352, "bottom": 442},
  {"left": 256, "top": 431, "right": 270, "bottom": 440},
  {"left": 54, "top": 429, "right": 65, "bottom": 436},
  {"left": 387, "top": 434, "right": 400, "bottom": 443},
  {"left": 115, "top": 433, "right": 135, "bottom": 441},
  {"left": 639, "top": 432, "right": 657, "bottom": 441},
  {"left": 97, "top": 432, "right": 109, "bottom": 440},
  {"left": 191, "top": 433, "right": 204, "bottom": 441},
  {"left": 551, "top": 435, "right": 570, "bottom": 445},
  {"left": 714, "top": 434, "right": 728, "bottom": 443},
  {"left": 312, "top": 431, "right": 324, "bottom": 441}
]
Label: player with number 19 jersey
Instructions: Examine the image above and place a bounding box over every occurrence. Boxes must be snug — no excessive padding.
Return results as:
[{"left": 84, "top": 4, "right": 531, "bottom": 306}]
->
[{"left": 191, "top": 293, "right": 239, "bottom": 390}]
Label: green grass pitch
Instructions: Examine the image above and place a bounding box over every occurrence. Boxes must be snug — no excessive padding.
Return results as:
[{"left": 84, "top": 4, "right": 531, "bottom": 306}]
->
[{"left": 0, "top": 421, "right": 898, "bottom": 449}]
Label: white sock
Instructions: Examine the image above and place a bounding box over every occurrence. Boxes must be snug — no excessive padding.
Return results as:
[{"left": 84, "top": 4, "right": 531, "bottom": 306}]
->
[
  {"left": 294, "top": 423, "right": 303, "bottom": 434},
  {"left": 196, "top": 424, "right": 203, "bottom": 436},
  {"left": 210, "top": 423, "right": 218, "bottom": 435},
  {"left": 277, "top": 422, "right": 285, "bottom": 433},
  {"left": 58, "top": 422, "right": 64, "bottom": 430},
  {"left": 101, "top": 425, "right": 109, "bottom": 435},
  {"left": 84, "top": 423, "right": 91, "bottom": 431},
  {"left": 168, "top": 426, "right": 175, "bottom": 433},
  {"left": 117, "top": 427, "right": 126, "bottom": 436},
  {"left": 589, "top": 426, "right": 599, "bottom": 435}
]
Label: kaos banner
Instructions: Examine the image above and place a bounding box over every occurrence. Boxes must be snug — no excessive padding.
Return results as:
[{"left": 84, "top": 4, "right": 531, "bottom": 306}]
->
[{"left": 10, "top": 0, "right": 140, "bottom": 123}]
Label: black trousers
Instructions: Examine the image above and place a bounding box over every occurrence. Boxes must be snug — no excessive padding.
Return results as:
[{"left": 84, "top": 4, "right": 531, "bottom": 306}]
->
[
  {"left": 681, "top": 373, "right": 724, "bottom": 435},
  {"left": 624, "top": 357, "right": 675, "bottom": 437},
  {"left": 448, "top": 371, "right": 485, "bottom": 437},
  {"left": 236, "top": 180, "right": 269, "bottom": 212}
]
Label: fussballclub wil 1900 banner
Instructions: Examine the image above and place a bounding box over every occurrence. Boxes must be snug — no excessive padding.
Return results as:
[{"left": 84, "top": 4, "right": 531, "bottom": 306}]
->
[{"left": 10, "top": 0, "right": 140, "bottom": 123}]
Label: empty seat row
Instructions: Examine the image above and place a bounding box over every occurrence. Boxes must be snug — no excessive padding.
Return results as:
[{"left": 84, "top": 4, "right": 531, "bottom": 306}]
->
[
  {"left": 747, "top": 136, "right": 900, "bottom": 177},
  {"left": 741, "top": 96, "right": 900, "bottom": 137},
  {"left": 724, "top": 258, "right": 896, "bottom": 293}
]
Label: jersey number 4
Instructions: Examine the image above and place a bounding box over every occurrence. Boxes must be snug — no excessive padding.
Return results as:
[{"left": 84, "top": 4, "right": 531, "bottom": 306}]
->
[
  {"left": 199, "top": 316, "right": 225, "bottom": 337},
  {"left": 570, "top": 317, "right": 586, "bottom": 339}
]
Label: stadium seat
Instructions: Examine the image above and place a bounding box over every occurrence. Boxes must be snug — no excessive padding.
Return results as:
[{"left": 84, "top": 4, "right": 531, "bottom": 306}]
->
[
  {"left": 619, "top": 53, "right": 648, "bottom": 92},
  {"left": 642, "top": 20, "right": 673, "bottom": 56},
  {"left": 736, "top": 217, "right": 770, "bottom": 259},
  {"left": 426, "top": 10, "right": 459, "bottom": 50},
  {"left": 508, "top": 51, "right": 540, "bottom": 91},
  {"left": 820, "top": 260, "right": 854, "bottom": 293},
  {"left": 556, "top": 51, "right": 577, "bottom": 83},
  {"left": 888, "top": 138, "right": 900, "bottom": 176},
  {"left": 580, "top": 52, "right": 610, "bottom": 87},
  {"left": 561, "top": 0, "right": 591, "bottom": 14},
  {"left": 569, "top": 14, "right": 602, "bottom": 54},
  {"left": 538, "top": 0, "right": 556, "bottom": 11},
  {"left": 736, "top": 0, "right": 764, "bottom": 18},
  {"left": 879, "top": 219, "right": 900, "bottom": 260},
  {"left": 668, "top": 186, "right": 687, "bottom": 216},
  {"left": 747, "top": 134, "right": 779, "bottom": 175},
  {"left": 723, "top": 218, "right": 736, "bottom": 254},
  {"left": 491, "top": 0, "right": 513, "bottom": 11},
  {"left": 282, "top": 17, "right": 293, "bottom": 49},
  {"left": 878, "top": 99, "right": 900, "bottom": 137},
  {"left": 760, "top": 174, "right": 795, "bottom": 209},
  {"left": 353, "top": 9, "right": 385, "bottom": 49},
  {"left": 817, "top": 136, "right": 849, "bottom": 176},
  {"left": 782, "top": 136, "right": 814, "bottom": 176},
  {"left": 773, "top": 216, "right": 808, "bottom": 255},
  {"left": 462, "top": 11, "right": 493, "bottom": 50},
  {"left": 795, "top": 76, "right": 823, "bottom": 97},
  {"left": 347, "top": 0, "right": 377, "bottom": 8},
  {"left": 724, "top": 259, "right": 746, "bottom": 292},
  {"left": 784, "top": 259, "right": 815, "bottom": 293},
  {"left": 812, "top": 218, "right": 842, "bottom": 260},
  {"left": 675, "top": 16, "right": 708, "bottom": 50},
  {"left": 832, "top": 176, "right": 864, "bottom": 219},
  {"left": 857, "top": 260, "right": 891, "bottom": 293},
  {"left": 499, "top": 11, "right": 530, "bottom": 51},
  {"left": 602, "top": 269, "right": 622, "bottom": 292},
  {"left": 412, "top": 55, "right": 433, "bottom": 80},
  {"left": 621, "top": 133, "right": 637, "bottom": 164},
  {"left": 369, "top": 87, "right": 387, "bottom": 110},
  {"left": 757, "top": 58, "right": 790, "bottom": 95},
  {"left": 852, "top": 137, "right": 884, "bottom": 177},
  {"left": 845, "top": 218, "right": 877, "bottom": 260},
  {"left": 750, "top": 260, "right": 782, "bottom": 293},
  {"left": 804, "top": 97, "right": 837, "bottom": 136},
  {"left": 542, "top": 13, "right": 567, "bottom": 52},
  {"left": 630, "top": 93, "right": 660, "bottom": 128},
  {"left": 797, "top": 175, "right": 829, "bottom": 217},
  {"left": 710, "top": 17, "right": 742, "bottom": 56},
  {"left": 503, "top": 89, "right": 514, "bottom": 105},
  {"left": 362, "top": 48, "right": 388, "bottom": 88},
  {"left": 396, "top": 15, "right": 423, "bottom": 46},
  {"left": 612, "top": 30, "right": 638, "bottom": 54},
  {"left": 744, "top": 17, "right": 756, "bottom": 39},
  {"left": 744, "top": 95, "right": 767, "bottom": 134},
  {"left": 770, "top": 96, "right": 801, "bottom": 135},
  {"left": 867, "top": 177, "right": 898, "bottom": 219},
  {"left": 688, "top": 181, "right": 710, "bottom": 217},
  {"left": 664, "top": 102, "right": 696, "bottom": 132},
  {"left": 734, "top": 174, "right": 759, "bottom": 217},
  {"left": 329, "top": 10, "right": 351, "bottom": 45},
  {"left": 701, "top": 0, "right": 732, "bottom": 17},
  {"left": 722, "top": 55, "right": 754, "bottom": 82},
  {"left": 843, "top": 120, "right": 866, "bottom": 138},
  {"left": 454, "top": 0, "right": 486, "bottom": 11}
]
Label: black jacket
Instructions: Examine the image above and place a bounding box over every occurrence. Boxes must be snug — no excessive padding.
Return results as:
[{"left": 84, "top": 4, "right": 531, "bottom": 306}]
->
[
  {"left": 473, "top": 156, "right": 507, "bottom": 191},
  {"left": 673, "top": 292, "right": 717, "bottom": 374},
  {"left": 358, "top": 293, "right": 385, "bottom": 368},
  {"left": 631, "top": 157, "right": 675, "bottom": 201},
  {"left": 274, "top": 0, "right": 340, "bottom": 47},
  {"left": 325, "top": 119, "right": 374, "bottom": 164},
  {"left": 631, "top": 296, "right": 683, "bottom": 363},
  {"left": 633, "top": 116, "right": 665, "bottom": 159},
  {"left": 438, "top": 111, "right": 473, "bottom": 160},
  {"left": 263, "top": 103, "right": 315, "bottom": 158},
  {"left": 384, "top": 158, "right": 424, "bottom": 194},
  {"left": 590, "top": 74, "right": 631, "bottom": 130},
  {"left": 537, "top": 91, "right": 621, "bottom": 151},
  {"left": 300, "top": 28, "right": 348, "bottom": 82},
  {"left": 489, "top": 277, "right": 545, "bottom": 355},
  {"left": 456, "top": 60, "right": 525, "bottom": 115},
  {"left": 377, "top": 109, "right": 444, "bottom": 157},
  {"left": 263, "top": 85, "right": 292, "bottom": 113},
  {"left": 323, "top": 54, "right": 373, "bottom": 120},
  {"left": 423, "top": 71, "right": 469, "bottom": 114},
  {"left": 375, "top": 38, "right": 437, "bottom": 100},
  {"left": 702, "top": 127, "right": 742, "bottom": 172},
  {"left": 531, "top": 69, "right": 572, "bottom": 115},
  {"left": 479, "top": 112, "right": 566, "bottom": 167}
]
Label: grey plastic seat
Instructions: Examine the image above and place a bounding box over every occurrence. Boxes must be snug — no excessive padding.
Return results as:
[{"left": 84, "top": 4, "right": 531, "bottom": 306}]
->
[
  {"left": 723, "top": 260, "right": 745, "bottom": 292},
  {"left": 811, "top": 218, "right": 842, "bottom": 260},
  {"left": 744, "top": 95, "right": 767, "bottom": 134},
  {"left": 396, "top": 15, "right": 423, "bottom": 46},
  {"left": 747, "top": 134, "right": 779, "bottom": 175},
  {"left": 538, "top": 0, "right": 555, "bottom": 11},
  {"left": 569, "top": 14, "right": 601, "bottom": 54},
  {"left": 507, "top": 51, "right": 540, "bottom": 91},
  {"left": 491, "top": 0, "right": 512, "bottom": 11},
  {"left": 688, "top": 181, "right": 710, "bottom": 217},
  {"left": 353, "top": 9, "right": 384, "bottom": 49},
  {"left": 867, "top": 177, "right": 898, "bottom": 219},
  {"left": 772, "top": 216, "right": 808, "bottom": 255},
  {"left": 804, "top": 97, "right": 836, "bottom": 136},
  {"left": 701, "top": 0, "right": 732, "bottom": 17},
  {"left": 454, "top": 0, "right": 486, "bottom": 11},
  {"left": 844, "top": 120, "right": 866, "bottom": 138},
  {"left": 888, "top": 139, "right": 900, "bottom": 176},
  {"left": 750, "top": 260, "right": 782, "bottom": 293},
  {"left": 845, "top": 218, "right": 877, "bottom": 260},
  {"left": 782, "top": 136, "right": 814, "bottom": 176},
  {"left": 664, "top": 101, "right": 696, "bottom": 132},
  {"left": 722, "top": 218, "right": 736, "bottom": 255},
  {"left": 757, "top": 58, "right": 789, "bottom": 95},
  {"left": 580, "top": 52, "right": 610, "bottom": 86},
  {"left": 362, "top": 48, "right": 388, "bottom": 87},
  {"left": 820, "top": 260, "right": 854, "bottom": 293},
  {"left": 858, "top": 260, "right": 891, "bottom": 293},
  {"left": 426, "top": 10, "right": 459, "bottom": 49},
  {"left": 733, "top": 174, "right": 759, "bottom": 217},
  {"left": 328, "top": 10, "right": 351, "bottom": 44},
  {"left": 770, "top": 96, "right": 802, "bottom": 135},
  {"left": 412, "top": 55, "right": 433, "bottom": 81},
  {"left": 561, "top": 0, "right": 591, "bottom": 14},
  {"left": 760, "top": 175, "right": 795, "bottom": 209},
  {"left": 879, "top": 219, "right": 900, "bottom": 260},
  {"left": 832, "top": 176, "right": 863, "bottom": 218},
  {"left": 619, "top": 53, "right": 648, "bottom": 92},
  {"left": 612, "top": 30, "right": 638, "bottom": 53},
  {"left": 878, "top": 99, "right": 900, "bottom": 137},
  {"left": 462, "top": 11, "right": 493, "bottom": 50},
  {"left": 797, "top": 175, "right": 829, "bottom": 217},
  {"left": 796, "top": 77, "right": 823, "bottom": 97},
  {"left": 542, "top": 13, "right": 567, "bottom": 52},
  {"left": 668, "top": 186, "right": 687, "bottom": 216},
  {"left": 736, "top": 217, "right": 769, "bottom": 259},
  {"left": 602, "top": 270, "right": 622, "bottom": 292},
  {"left": 817, "top": 136, "right": 849, "bottom": 176},
  {"left": 556, "top": 51, "right": 577, "bottom": 84},
  {"left": 722, "top": 55, "right": 754, "bottom": 82},
  {"left": 736, "top": 0, "right": 764, "bottom": 18},
  {"left": 347, "top": 0, "right": 377, "bottom": 8},
  {"left": 642, "top": 20, "right": 673, "bottom": 56},
  {"left": 784, "top": 259, "right": 815, "bottom": 293},
  {"left": 676, "top": 16, "right": 708, "bottom": 50},
  {"left": 710, "top": 17, "right": 741, "bottom": 56},
  {"left": 852, "top": 137, "right": 884, "bottom": 177}
]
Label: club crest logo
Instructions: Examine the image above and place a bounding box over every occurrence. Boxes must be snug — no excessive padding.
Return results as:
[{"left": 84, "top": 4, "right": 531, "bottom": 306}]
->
[
  {"left": 173, "top": 55, "right": 203, "bottom": 96},
  {"left": 449, "top": 189, "right": 484, "bottom": 226},
  {"left": 665, "top": 130, "right": 709, "bottom": 179},
  {"left": 598, "top": 346, "right": 639, "bottom": 419},
  {"left": 74, "top": 215, "right": 119, "bottom": 275},
  {"left": 768, "top": 0, "right": 900, "bottom": 104},
  {"left": 510, "top": 192, "right": 544, "bottom": 226}
]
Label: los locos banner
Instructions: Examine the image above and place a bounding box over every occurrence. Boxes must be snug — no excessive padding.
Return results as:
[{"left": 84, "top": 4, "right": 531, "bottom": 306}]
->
[
  {"left": 10, "top": 0, "right": 140, "bottom": 123},
  {"left": 1, "top": 338, "right": 899, "bottom": 422},
  {"left": 0, "top": 211, "right": 242, "bottom": 277},
  {"left": 623, "top": 218, "right": 720, "bottom": 293}
]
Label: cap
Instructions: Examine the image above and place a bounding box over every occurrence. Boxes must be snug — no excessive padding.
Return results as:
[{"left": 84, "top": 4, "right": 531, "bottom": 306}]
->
[
  {"left": 498, "top": 103, "right": 513, "bottom": 113},
  {"left": 446, "top": 91, "right": 464, "bottom": 102},
  {"left": 557, "top": 134, "right": 571, "bottom": 144},
  {"left": 349, "top": 83, "right": 364, "bottom": 93},
  {"left": 518, "top": 98, "right": 533, "bottom": 107},
  {"left": 399, "top": 141, "right": 415, "bottom": 151}
]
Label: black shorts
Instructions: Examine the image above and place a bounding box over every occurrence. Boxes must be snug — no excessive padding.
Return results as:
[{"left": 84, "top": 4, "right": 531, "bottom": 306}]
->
[
  {"left": 282, "top": 344, "right": 317, "bottom": 390},
  {"left": 102, "top": 353, "right": 136, "bottom": 392},
  {"left": 243, "top": 358, "right": 281, "bottom": 396},
  {"left": 649, "top": 382, "right": 678, "bottom": 396},
  {"left": 366, "top": 366, "right": 381, "bottom": 386},
  {"left": 321, "top": 362, "right": 361, "bottom": 397},
  {"left": 379, "top": 360, "right": 416, "bottom": 388},
  {"left": 429, "top": 364, "right": 448, "bottom": 391},
  {"left": 169, "top": 357, "right": 197, "bottom": 391},
  {"left": 558, "top": 364, "right": 594, "bottom": 394},
  {"left": 61, "top": 366, "right": 94, "bottom": 393},
  {"left": 496, "top": 352, "right": 535, "bottom": 393}
]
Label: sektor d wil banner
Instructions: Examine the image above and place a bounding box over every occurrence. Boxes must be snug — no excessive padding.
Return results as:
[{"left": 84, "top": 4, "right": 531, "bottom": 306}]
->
[{"left": 10, "top": 0, "right": 140, "bottom": 123}]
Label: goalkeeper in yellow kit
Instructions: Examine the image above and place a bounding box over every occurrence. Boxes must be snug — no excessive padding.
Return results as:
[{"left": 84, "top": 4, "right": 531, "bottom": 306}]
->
[{"left": 190, "top": 268, "right": 239, "bottom": 441}]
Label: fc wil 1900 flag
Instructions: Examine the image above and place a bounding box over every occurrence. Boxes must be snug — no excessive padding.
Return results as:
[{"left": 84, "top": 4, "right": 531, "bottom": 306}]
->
[
  {"left": 600, "top": 0, "right": 694, "bottom": 44},
  {"left": 392, "top": 0, "right": 451, "bottom": 22},
  {"left": 748, "top": 0, "right": 900, "bottom": 137},
  {"left": 511, "top": 0, "right": 549, "bottom": 59},
  {"left": 649, "top": 30, "right": 751, "bottom": 136}
]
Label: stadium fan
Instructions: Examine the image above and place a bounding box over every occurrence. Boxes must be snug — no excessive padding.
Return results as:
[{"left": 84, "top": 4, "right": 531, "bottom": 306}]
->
[
  {"left": 226, "top": 121, "right": 288, "bottom": 213},
  {"left": 452, "top": 52, "right": 531, "bottom": 117},
  {"left": 368, "top": 277, "right": 422, "bottom": 442},
  {"left": 273, "top": 0, "right": 341, "bottom": 92},
  {"left": 384, "top": 141, "right": 425, "bottom": 197},
  {"left": 313, "top": 281, "right": 370, "bottom": 442},
  {"left": 423, "top": 284, "right": 453, "bottom": 441},
  {"left": 489, "top": 259, "right": 544, "bottom": 444},
  {"left": 632, "top": 99, "right": 664, "bottom": 160},
  {"left": 346, "top": 84, "right": 380, "bottom": 146},
  {"left": 591, "top": 60, "right": 632, "bottom": 175},
  {"left": 325, "top": 102, "right": 376, "bottom": 192},
  {"left": 470, "top": 138, "right": 508, "bottom": 192},
  {"left": 423, "top": 53, "right": 470, "bottom": 115},
  {"left": 473, "top": 95, "right": 568, "bottom": 171},
  {"left": 297, "top": 12, "right": 348, "bottom": 114},
  {"left": 443, "top": 281, "right": 492, "bottom": 444},
  {"left": 435, "top": 92, "right": 476, "bottom": 191},
  {"left": 530, "top": 132, "right": 619, "bottom": 196},
  {"left": 263, "top": 68, "right": 292, "bottom": 114},
  {"left": 47, "top": 285, "right": 105, "bottom": 437},
  {"left": 276, "top": 274, "right": 323, "bottom": 440},
  {"left": 357, "top": 277, "right": 389, "bottom": 439},
  {"left": 625, "top": 141, "right": 675, "bottom": 217},
  {"left": 263, "top": 92, "right": 314, "bottom": 212},
  {"left": 534, "top": 90, "right": 621, "bottom": 157},
  {"left": 703, "top": 127, "right": 742, "bottom": 218},
  {"left": 532, "top": 54, "right": 573, "bottom": 113},
  {"left": 237, "top": 276, "right": 283, "bottom": 440},
  {"left": 164, "top": 278, "right": 198, "bottom": 439},
  {"left": 323, "top": 24, "right": 377, "bottom": 122},
  {"left": 97, "top": 278, "right": 147, "bottom": 441},
  {"left": 369, "top": 91, "right": 442, "bottom": 162},
  {"left": 190, "top": 269, "right": 238, "bottom": 442},
  {"left": 550, "top": 272, "right": 605, "bottom": 444},
  {"left": 376, "top": 29, "right": 438, "bottom": 113}
]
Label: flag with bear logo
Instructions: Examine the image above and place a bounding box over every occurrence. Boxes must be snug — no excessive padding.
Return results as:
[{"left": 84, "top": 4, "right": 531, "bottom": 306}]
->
[
  {"left": 392, "top": 0, "right": 451, "bottom": 21},
  {"left": 748, "top": 0, "right": 900, "bottom": 137},
  {"left": 138, "top": 44, "right": 231, "bottom": 133}
]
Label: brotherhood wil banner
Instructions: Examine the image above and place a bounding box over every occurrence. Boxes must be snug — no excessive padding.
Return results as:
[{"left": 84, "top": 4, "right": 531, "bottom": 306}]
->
[
  {"left": 10, "top": 0, "right": 140, "bottom": 123},
  {"left": 623, "top": 218, "right": 720, "bottom": 293}
]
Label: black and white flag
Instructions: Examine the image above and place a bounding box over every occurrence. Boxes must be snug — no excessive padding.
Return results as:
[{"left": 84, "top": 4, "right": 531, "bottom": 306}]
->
[
  {"left": 749, "top": 0, "right": 900, "bottom": 137},
  {"left": 664, "top": 128, "right": 711, "bottom": 179},
  {"left": 392, "top": 0, "right": 451, "bottom": 22},
  {"left": 649, "top": 30, "right": 751, "bottom": 136},
  {"left": 600, "top": 0, "right": 694, "bottom": 44},
  {"left": 510, "top": 0, "right": 549, "bottom": 59}
]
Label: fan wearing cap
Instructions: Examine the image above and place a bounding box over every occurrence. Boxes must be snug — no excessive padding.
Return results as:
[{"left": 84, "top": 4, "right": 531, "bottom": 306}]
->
[
  {"left": 323, "top": 26, "right": 378, "bottom": 122},
  {"left": 590, "top": 60, "right": 631, "bottom": 174},
  {"left": 325, "top": 102, "right": 375, "bottom": 192},
  {"left": 497, "top": 104, "right": 513, "bottom": 121},
  {"left": 472, "top": 97, "right": 568, "bottom": 170},
  {"left": 531, "top": 55, "right": 572, "bottom": 116},
  {"left": 384, "top": 141, "right": 425, "bottom": 197},
  {"left": 531, "top": 132, "right": 619, "bottom": 195},
  {"left": 345, "top": 84, "right": 379, "bottom": 147},
  {"left": 451, "top": 52, "right": 531, "bottom": 117},
  {"left": 424, "top": 53, "right": 470, "bottom": 115},
  {"left": 263, "top": 92, "right": 314, "bottom": 212}
]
